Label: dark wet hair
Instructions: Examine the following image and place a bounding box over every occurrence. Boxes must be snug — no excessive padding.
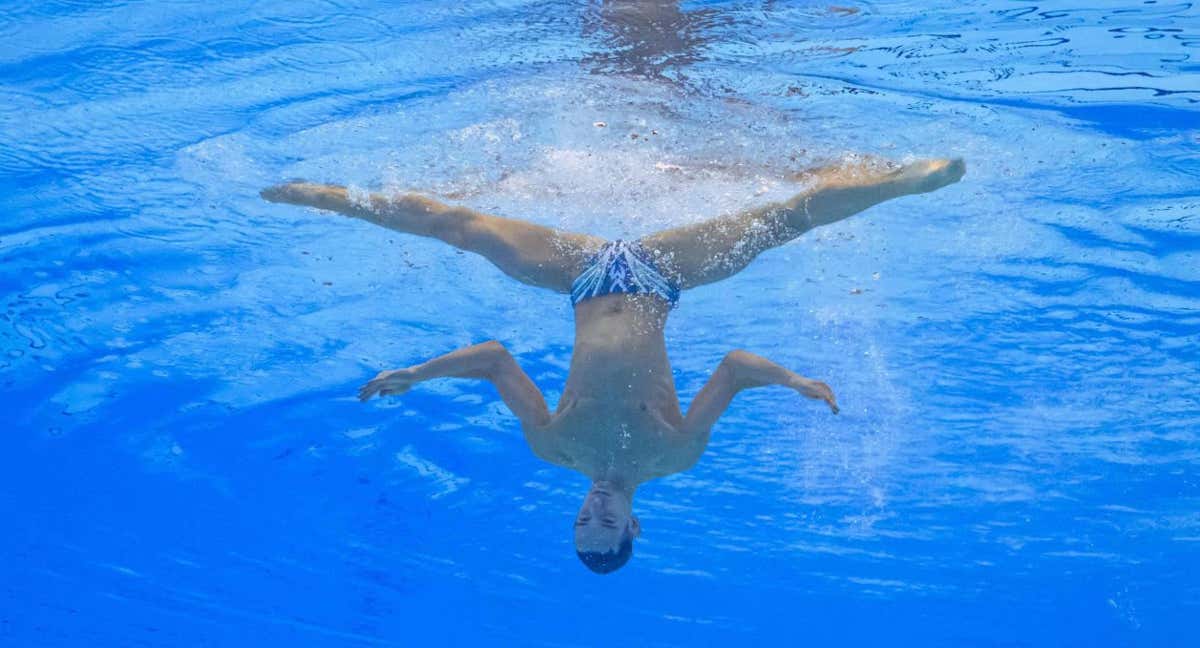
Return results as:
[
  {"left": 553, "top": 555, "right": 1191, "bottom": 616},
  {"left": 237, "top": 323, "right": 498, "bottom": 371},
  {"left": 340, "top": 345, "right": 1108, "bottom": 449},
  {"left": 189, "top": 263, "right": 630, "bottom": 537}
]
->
[{"left": 576, "top": 535, "right": 634, "bottom": 574}]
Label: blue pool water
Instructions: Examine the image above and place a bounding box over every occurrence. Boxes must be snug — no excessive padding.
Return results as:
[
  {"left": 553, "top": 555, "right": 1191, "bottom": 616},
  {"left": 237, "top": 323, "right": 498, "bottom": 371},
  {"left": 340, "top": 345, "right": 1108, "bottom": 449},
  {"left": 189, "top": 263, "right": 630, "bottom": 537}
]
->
[{"left": 3, "top": 1, "right": 1198, "bottom": 645}]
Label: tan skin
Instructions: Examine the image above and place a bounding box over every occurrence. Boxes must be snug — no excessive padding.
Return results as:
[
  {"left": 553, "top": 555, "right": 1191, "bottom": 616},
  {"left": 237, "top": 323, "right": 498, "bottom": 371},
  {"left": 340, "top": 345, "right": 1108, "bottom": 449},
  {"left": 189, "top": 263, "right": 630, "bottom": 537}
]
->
[{"left": 261, "top": 156, "right": 966, "bottom": 555}]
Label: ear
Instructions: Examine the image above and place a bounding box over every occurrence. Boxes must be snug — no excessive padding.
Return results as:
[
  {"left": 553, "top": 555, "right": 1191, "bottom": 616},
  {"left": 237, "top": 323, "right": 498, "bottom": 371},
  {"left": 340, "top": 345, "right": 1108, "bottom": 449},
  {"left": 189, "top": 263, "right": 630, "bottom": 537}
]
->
[{"left": 629, "top": 515, "right": 642, "bottom": 538}]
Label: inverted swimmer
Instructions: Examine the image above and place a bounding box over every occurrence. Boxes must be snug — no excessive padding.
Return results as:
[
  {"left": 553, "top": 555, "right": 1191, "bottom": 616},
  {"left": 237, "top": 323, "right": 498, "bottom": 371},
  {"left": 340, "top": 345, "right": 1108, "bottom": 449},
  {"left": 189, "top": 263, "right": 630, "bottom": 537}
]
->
[{"left": 261, "top": 156, "right": 965, "bottom": 574}]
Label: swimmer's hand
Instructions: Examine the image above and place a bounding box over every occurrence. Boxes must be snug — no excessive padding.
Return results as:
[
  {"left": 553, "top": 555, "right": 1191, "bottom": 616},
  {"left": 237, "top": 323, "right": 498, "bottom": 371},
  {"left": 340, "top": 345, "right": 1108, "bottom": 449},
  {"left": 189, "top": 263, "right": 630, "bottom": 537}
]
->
[
  {"left": 789, "top": 376, "right": 839, "bottom": 415},
  {"left": 358, "top": 368, "right": 418, "bottom": 401}
]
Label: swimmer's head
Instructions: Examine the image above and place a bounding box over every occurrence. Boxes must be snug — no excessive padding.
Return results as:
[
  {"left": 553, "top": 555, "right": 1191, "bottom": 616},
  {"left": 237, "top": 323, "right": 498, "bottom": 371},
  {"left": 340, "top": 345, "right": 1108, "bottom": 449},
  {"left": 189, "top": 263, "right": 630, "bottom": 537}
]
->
[{"left": 574, "top": 481, "right": 640, "bottom": 574}]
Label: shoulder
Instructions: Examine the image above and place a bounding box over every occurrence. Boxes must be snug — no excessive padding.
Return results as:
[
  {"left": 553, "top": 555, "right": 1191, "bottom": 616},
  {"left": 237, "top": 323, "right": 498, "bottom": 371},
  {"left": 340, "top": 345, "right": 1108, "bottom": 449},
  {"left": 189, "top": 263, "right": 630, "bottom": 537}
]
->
[
  {"left": 520, "top": 419, "right": 583, "bottom": 471},
  {"left": 659, "top": 434, "right": 705, "bottom": 477},
  {"left": 644, "top": 414, "right": 705, "bottom": 479}
]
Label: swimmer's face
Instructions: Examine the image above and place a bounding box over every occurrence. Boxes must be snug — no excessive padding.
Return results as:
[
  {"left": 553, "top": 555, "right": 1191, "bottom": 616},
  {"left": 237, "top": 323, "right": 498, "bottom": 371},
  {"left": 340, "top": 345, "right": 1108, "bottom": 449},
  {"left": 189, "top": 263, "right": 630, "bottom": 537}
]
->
[{"left": 573, "top": 485, "right": 640, "bottom": 553}]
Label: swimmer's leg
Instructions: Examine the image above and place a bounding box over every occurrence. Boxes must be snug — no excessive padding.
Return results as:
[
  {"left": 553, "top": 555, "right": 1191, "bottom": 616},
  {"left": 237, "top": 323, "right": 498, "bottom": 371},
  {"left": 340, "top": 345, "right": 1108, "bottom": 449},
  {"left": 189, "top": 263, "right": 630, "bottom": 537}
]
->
[
  {"left": 261, "top": 182, "right": 604, "bottom": 293},
  {"left": 639, "top": 158, "right": 965, "bottom": 289}
]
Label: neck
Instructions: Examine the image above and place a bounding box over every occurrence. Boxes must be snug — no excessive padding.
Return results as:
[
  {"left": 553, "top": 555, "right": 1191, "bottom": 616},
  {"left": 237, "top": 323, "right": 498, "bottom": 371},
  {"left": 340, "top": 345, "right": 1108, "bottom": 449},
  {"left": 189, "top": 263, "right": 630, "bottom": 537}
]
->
[{"left": 591, "top": 479, "right": 635, "bottom": 503}]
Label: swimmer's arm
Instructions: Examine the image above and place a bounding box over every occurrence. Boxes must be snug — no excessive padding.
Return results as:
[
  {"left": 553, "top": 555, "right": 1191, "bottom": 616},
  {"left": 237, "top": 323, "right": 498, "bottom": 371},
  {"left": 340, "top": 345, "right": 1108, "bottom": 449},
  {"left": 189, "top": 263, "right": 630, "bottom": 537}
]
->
[
  {"left": 358, "top": 340, "right": 553, "bottom": 434},
  {"left": 669, "top": 350, "right": 838, "bottom": 471},
  {"left": 260, "top": 181, "right": 484, "bottom": 232}
]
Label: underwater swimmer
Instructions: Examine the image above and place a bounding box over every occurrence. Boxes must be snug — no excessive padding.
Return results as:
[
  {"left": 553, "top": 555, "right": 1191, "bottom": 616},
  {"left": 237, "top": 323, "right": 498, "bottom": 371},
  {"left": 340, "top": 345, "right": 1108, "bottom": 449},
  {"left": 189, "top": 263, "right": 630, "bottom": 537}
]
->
[{"left": 261, "top": 156, "right": 965, "bottom": 574}]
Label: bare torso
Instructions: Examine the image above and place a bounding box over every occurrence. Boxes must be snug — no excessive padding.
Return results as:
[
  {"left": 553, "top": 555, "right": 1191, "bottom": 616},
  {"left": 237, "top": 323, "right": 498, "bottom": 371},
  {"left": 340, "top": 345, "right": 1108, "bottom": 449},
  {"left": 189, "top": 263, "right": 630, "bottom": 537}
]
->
[{"left": 542, "top": 293, "right": 688, "bottom": 482}]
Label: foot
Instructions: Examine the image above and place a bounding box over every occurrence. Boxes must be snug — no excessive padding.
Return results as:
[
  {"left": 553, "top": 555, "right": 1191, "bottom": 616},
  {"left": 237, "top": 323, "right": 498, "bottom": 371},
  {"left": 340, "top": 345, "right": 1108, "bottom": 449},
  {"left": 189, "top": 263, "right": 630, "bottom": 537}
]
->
[
  {"left": 260, "top": 181, "right": 345, "bottom": 207},
  {"left": 890, "top": 158, "right": 966, "bottom": 195},
  {"left": 795, "top": 156, "right": 965, "bottom": 196}
]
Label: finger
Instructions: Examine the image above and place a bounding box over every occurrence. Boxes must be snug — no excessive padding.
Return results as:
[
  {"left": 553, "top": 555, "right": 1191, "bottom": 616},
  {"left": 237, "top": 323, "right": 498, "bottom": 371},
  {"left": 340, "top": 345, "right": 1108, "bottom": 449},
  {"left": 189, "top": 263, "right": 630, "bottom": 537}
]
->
[{"left": 824, "top": 388, "right": 840, "bottom": 414}]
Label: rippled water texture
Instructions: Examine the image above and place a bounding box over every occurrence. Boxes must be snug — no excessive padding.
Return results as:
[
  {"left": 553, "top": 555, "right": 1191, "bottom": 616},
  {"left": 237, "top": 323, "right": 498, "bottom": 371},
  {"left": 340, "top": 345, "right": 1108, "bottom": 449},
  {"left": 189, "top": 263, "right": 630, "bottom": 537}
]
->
[{"left": 3, "top": 1, "right": 1198, "bottom": 645}]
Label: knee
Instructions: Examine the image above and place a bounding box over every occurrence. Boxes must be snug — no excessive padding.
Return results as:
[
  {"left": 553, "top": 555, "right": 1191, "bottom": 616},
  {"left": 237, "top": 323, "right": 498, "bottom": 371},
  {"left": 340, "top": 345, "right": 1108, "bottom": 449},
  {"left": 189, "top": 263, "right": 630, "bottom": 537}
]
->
[{"left": 431, "top": 209, "right": 482, "bottom": 248}]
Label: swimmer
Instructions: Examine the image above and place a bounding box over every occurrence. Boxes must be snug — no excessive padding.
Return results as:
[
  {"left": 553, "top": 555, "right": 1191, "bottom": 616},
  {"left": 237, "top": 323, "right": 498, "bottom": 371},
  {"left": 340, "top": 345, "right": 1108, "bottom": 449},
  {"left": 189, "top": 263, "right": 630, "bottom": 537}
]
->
[{"left": 261, "top": 156, "right": 965, "bottom": 574}]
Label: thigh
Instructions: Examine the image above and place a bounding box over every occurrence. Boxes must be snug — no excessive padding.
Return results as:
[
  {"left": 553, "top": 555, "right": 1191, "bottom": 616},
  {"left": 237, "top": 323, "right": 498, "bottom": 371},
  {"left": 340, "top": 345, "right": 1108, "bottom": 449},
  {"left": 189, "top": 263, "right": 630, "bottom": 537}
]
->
[
  {"left": 464, "top": 214, "right": 606, "bottom": 293},
  {"left": 638, "top": 207, "right": 793, "bottom": 289}
]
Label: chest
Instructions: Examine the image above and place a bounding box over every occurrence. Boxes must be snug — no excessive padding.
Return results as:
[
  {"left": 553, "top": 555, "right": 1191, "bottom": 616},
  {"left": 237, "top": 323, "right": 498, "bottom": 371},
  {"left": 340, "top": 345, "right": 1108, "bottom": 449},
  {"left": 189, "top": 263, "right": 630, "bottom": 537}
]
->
[{"left": 546, "top": 396, "right": 680, "bottom": 477}]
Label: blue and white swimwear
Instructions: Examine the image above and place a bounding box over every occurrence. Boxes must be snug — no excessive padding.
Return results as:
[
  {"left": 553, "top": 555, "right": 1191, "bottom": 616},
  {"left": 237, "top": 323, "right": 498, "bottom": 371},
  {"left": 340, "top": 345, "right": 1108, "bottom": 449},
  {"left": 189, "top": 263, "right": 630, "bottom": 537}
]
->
[{"left": 570, "top": 240, "right": 680, "bottom": 308}]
